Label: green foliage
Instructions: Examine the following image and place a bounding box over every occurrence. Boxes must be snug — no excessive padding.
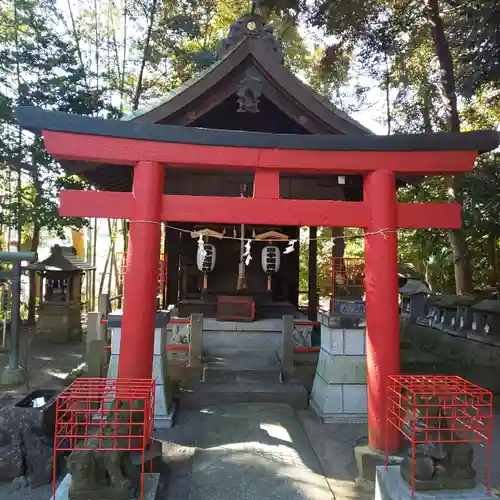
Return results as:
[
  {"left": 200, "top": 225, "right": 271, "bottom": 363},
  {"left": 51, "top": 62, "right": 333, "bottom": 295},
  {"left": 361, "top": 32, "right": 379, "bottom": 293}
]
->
[{"left": 0, "top": 0, "right": 106, "bottom": 247}]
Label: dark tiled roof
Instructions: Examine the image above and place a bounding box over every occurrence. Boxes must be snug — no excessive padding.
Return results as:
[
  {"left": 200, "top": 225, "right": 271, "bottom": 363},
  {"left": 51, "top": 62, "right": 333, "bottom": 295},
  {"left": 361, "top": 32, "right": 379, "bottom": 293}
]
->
[{"left": 25, "top": 245, "right": 94, "bottom": 272}]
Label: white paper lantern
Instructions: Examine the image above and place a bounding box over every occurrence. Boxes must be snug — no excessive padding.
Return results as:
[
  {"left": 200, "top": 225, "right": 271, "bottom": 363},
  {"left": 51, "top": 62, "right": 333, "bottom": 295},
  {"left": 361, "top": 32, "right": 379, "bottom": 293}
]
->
[
  {"left": 261, "top": 246, "right": 280, "bottom": 274},
  {"left": 197, "top": 244, "right": 216, "bottom": 273}
]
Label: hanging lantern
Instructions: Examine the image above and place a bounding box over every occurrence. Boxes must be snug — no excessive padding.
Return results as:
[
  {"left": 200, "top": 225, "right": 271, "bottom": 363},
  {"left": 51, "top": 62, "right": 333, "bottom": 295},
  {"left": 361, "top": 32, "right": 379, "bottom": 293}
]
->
[
  {"left": 197, "top": 243, "right": 216, "bottom": 290},
  {"left": 261, "top": 246, "right": 280, "bottom": 292}
]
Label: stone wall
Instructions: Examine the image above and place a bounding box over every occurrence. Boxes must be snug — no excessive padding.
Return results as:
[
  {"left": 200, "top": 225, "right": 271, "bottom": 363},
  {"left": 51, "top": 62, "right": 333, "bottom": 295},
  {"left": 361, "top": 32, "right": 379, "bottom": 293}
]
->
[
  {"left": 401, "top": 320, "right": 500, "bottom": 393},
  {"left": 310, "top": 313, "right": 367, "bottom": 423}
]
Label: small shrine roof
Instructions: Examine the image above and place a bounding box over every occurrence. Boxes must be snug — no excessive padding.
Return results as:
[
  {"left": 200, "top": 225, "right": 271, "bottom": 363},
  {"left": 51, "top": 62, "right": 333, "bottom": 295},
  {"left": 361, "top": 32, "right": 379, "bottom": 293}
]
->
[
  {"left": 399, "top": 279, "right": 431, "bottom": 295},
  {"left": 25, "top": 245, "right": 94, "bottom": 272}
]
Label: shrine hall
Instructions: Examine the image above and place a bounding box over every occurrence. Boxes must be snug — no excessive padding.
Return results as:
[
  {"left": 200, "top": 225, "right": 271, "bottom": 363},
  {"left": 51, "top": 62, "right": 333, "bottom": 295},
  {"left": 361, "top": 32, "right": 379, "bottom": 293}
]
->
[{"left": 15, "top": 12, "right": 499, "bottom": 454}]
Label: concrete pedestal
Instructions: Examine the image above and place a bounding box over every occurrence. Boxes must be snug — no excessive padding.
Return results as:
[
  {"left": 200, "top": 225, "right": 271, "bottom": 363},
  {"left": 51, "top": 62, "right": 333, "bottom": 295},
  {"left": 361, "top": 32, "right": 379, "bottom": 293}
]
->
[
  {"left": 0, "top": 366, "right": 25, "bottom": 386},
  {"left": 376, "top": 466, "right": 491, "bottom": 500},
  {"left": 107, "top": 326, "right": 175, "bottom": 428},
  {"left": 50, "top": 473, "right": 160, "bottom": 500},
  {"left": 310, "top": 314, "right": 367, "bottom": 423}
]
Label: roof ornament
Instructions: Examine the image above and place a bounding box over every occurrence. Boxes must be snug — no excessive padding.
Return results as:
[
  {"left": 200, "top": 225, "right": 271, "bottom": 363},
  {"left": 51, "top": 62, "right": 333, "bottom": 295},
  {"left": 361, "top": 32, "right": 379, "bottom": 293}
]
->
[{"left": 217, "top": 12, "right": 284, "bottom": 64}]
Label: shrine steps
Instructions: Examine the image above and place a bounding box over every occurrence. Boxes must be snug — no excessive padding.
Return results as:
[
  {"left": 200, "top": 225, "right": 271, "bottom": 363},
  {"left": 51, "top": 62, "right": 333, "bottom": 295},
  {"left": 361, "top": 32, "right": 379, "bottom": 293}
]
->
[
  {"left": 178, "top": 380, "right": 309, "bottom": 410},
  {"left": 203, "top": 365, "right": 281, "bottom": 383}
]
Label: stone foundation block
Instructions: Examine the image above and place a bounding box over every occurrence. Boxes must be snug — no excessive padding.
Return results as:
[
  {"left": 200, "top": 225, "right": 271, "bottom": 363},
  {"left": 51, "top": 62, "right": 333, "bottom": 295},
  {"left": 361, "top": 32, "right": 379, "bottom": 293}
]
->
[
  {"left": 376, "top": 466, "right": 490, "bottom": 500},
  {"left": 355, "top": 445, "right": 403, "bottom": 483},
  {"left": 50, "top": 472, "right": 160, "bottom": 500},
  {"left": 311, "top": 375, "right": 367, "bottom": 422},
  {"left": 316, "top": 350, "right": 366, "bottom": 384},
  {"left": 311, "top": 323, "right": 368, "bottom": 422}
]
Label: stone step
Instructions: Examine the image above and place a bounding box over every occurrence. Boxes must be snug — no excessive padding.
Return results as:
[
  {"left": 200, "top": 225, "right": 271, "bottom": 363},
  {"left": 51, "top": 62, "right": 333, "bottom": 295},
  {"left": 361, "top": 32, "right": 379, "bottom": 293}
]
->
[
  {"left": 203, "top": 366, "right": 281, "bottom": 384},
  {"left": 179, "top": 381, "right": 309, "bottom": 410}
]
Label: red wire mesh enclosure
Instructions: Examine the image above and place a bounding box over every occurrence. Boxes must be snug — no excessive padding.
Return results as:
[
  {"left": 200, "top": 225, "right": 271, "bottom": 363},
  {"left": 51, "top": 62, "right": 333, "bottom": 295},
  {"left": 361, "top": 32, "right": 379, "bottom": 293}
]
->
[
  {"left": 386, "top": 375, "right": 493, "bottom": 498},
  {"left": 53, "top": 378, "right": 155, "bottom": 500},
  {"left": 329, "top": 257, "right": 365, "bottom": 310},
  {"left": 119, "top": 252, "right": 167, "bottom": 290}
]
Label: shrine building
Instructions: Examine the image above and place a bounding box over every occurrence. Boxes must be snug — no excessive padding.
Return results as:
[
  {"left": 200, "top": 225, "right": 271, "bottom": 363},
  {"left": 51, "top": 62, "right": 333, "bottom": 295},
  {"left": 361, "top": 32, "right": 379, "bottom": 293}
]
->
[{"left": 56, "top": 14, "right": 377, "bottom": 321}]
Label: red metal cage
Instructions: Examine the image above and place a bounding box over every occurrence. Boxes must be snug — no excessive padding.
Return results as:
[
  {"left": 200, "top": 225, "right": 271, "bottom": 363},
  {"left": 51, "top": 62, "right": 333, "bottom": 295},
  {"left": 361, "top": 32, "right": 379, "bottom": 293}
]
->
[
  {"left": 119, "top": 252, "right": 167, "bottom": 290},
  {"left": 53, "top": 378, "right": 155, "bottom": 500},
  {"left": 386, "top": 375, "right": 493, "bottom": 497},
  {"left": 329, "top": 257, "right": 365, "bottom": 310}
]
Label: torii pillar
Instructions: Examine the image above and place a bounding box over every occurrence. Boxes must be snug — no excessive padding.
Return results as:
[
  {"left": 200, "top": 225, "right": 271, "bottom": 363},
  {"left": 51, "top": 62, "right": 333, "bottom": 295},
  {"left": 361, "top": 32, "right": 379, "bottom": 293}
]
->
[
  {"left": 364, "top": 170, "right": 399, "bottom": 451},
  {"left": 118, "top": 161, "right": 165, "bottom": 379}
]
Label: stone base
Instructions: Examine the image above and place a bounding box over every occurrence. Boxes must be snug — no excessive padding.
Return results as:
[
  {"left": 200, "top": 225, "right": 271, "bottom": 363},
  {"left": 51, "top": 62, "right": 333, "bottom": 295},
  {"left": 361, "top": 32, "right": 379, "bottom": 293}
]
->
[
  {"left": 376, "top": 466, "right": 490, "bottom": 500},
  {"left": 50, "top": 472, "right": 160, "bottom": 500},
  {"left": 355, "top": 445, "right": 403, "bottom": 483},
  {"left": 108, "top": 327, "right": 176, "bottom": 427},
  {"left": 0, "top": 366, "right": 25, "bottom": 386},
  {"left": 154, "top": 401, "right": 176, "bottom": 429},
  {"left": 310, "top": 397, "right": 368, "bottom": 424}
]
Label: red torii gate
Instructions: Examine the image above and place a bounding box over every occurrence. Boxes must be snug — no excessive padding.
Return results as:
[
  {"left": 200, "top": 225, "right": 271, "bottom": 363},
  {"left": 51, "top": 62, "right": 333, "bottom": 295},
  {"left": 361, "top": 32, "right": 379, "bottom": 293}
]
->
[{"left": 16, "top": 106, "right": 499, "bottom": 453}]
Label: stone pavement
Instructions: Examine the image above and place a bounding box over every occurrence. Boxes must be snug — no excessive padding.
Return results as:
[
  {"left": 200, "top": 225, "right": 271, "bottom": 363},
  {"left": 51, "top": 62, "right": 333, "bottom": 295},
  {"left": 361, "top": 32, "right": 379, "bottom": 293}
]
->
[{"left": 156, "top": 403, "right": 371, "bottom": 500}]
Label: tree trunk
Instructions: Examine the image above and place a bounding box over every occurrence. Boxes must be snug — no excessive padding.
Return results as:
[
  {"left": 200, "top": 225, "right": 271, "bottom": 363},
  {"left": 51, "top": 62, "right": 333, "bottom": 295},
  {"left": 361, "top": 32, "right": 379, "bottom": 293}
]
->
[
  {"left": 27, "top": 168, "right": 43, "bottom": 324},
  {"left": 486, "top": 232, "right": 498, "bottom": 287},
  {"left": 131, "top": 0, "right": 158, "bottom": 111},
  {"left": 423, "top": 0, "right": 473, "bottom": 294}
]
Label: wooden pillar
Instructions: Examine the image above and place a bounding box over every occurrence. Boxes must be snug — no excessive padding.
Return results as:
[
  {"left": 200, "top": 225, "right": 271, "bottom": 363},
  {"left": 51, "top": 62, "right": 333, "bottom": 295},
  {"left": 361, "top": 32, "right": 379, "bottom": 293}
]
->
[
  {"left": 118, "top": 161, "right": 165, "bottom": 380},
  {"left": 308, "top": 227, "right": 318, "bottom": 320},
  {"left": 290, "top": 227, "right": 300, "bottom": 309},
  {"left": 330, "top": 227, "right": 345, "bottom": 311},
  {"left": 364, "top": 170, "right": 400, "bottom": 452},
  {"left": 166, "top": 226, "right": 179, "bottom": 307}
]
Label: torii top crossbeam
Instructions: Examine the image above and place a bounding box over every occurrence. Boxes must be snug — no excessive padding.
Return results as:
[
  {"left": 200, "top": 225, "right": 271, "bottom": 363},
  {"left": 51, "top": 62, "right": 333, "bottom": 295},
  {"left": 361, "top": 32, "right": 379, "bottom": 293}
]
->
[
  {"left": 16, "top": 106, "right": 499, "bottom": 229},
  {"left": 15, "top": 105, "right": 500, "bottom": 454}
]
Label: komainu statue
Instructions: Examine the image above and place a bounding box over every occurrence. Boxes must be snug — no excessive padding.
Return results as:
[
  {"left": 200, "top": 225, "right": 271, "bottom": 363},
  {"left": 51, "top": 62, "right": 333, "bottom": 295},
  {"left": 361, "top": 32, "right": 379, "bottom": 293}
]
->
[
  {"left": 400, "top": 394, "right": 476, "bottom": 491},
  {"left": 67, "top": 400, "right": 144, "bottom": 500}
]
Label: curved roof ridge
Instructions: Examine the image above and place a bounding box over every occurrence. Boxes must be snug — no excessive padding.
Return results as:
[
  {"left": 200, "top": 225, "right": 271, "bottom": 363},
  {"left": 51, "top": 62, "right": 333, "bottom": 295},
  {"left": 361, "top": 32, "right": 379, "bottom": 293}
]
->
[{"left": 121, "top": 37, "right": 372, "bottom": 135}]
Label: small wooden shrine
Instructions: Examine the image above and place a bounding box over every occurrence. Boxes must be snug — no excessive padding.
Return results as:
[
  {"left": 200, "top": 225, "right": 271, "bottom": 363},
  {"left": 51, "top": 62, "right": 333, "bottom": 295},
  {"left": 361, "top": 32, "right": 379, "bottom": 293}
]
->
[{"left": 26, "top": 245, "right": 94, "bottom": 342}]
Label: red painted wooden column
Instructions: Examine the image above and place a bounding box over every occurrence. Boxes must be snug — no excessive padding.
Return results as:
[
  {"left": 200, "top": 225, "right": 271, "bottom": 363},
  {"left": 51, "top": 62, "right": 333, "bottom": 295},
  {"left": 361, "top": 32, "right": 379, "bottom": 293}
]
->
[
  {"left": 118, "top": 161, "right": 165, "bottom": 379},
  {"left": 364, "top": 169, "right": 400, "bottom": 452}
]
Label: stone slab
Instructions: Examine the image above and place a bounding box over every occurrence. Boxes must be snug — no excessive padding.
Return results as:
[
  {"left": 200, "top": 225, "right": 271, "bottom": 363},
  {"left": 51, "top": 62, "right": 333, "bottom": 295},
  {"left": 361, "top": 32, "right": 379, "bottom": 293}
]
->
[
  {"left": 310, "top": 398, "right": 368, "bottom": 424},
  {"left": 170, "top": 403, "right": 334, "bottom": 500},
  {"left": 355, "top": 446, "right": 403, "bottom": 483},
  {"left": 344, "top": 328, "right": 366, "bottom": 355},
  {"left": 316, "top": 350, "right": 367, "bottom": 384},
  {"left": 199, "top": 318, "right": 284, "bottom": 332},
  {"left": 375, "top": 466, "right": 490, "bottom": 500},
  {"left": 320, "top": 325, "right": 343, "bottom": 355},
  {"left": 110, "top": 328, "right": 165, "bottom": 355},
  {"left": 310, "top": 376, "right": 368, "bottom": 421},
  {"left": 50, "top": 472, "right": 160, "bottom": 499},
  {"left": 108, "top": 309, "right": 169, "bottom": 328}
]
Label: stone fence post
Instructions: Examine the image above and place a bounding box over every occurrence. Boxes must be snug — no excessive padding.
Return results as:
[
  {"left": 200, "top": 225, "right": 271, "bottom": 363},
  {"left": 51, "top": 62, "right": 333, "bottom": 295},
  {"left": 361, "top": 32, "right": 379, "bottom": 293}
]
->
[
  {"left": 189, "top": 313, "right": 203, "bottom": 368},
  {"left": 281, "top": 315, "right": 295, "bottom": 378}
]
